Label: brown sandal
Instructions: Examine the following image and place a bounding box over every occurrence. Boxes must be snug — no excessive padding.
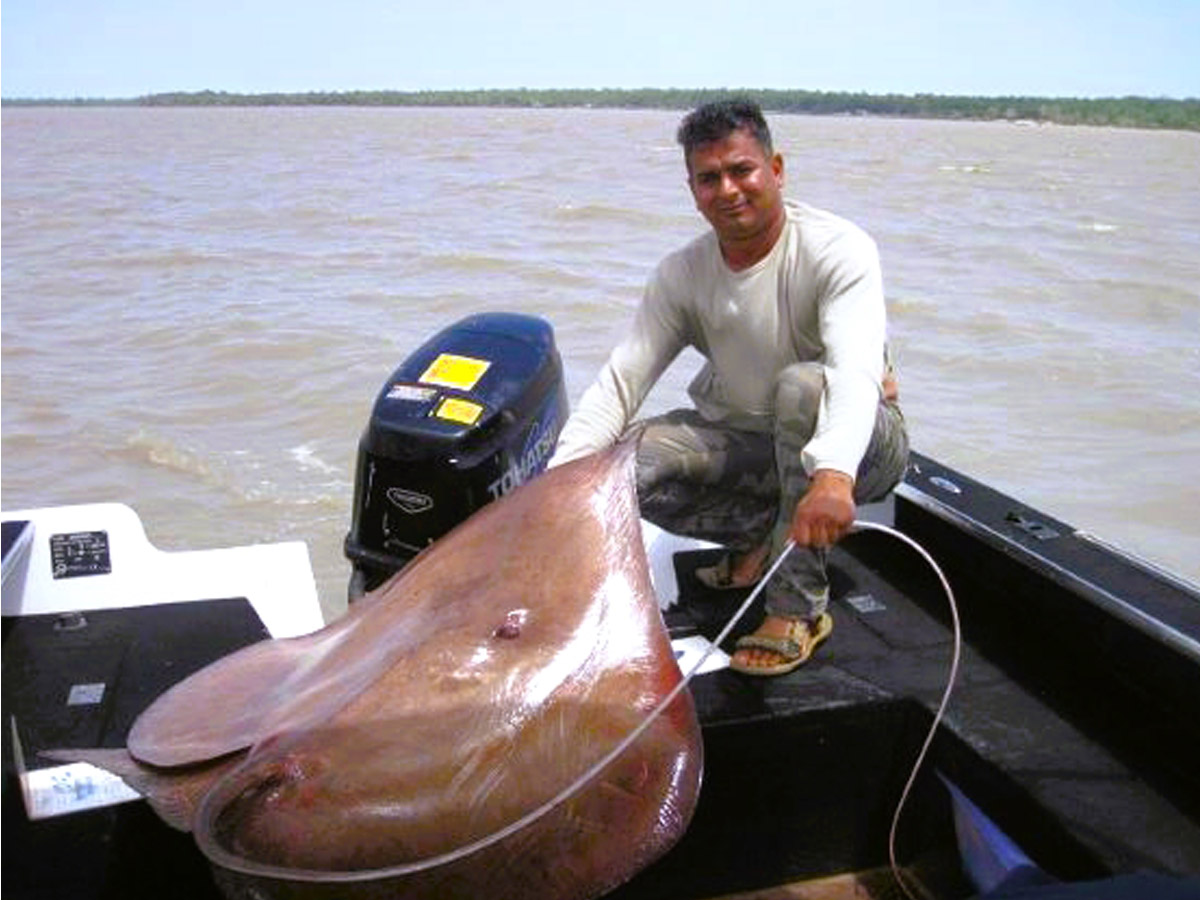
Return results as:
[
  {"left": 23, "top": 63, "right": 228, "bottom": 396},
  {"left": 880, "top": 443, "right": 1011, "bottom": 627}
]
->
[{"left": 729, "top": 614, "right": 834, "bottom": 676}]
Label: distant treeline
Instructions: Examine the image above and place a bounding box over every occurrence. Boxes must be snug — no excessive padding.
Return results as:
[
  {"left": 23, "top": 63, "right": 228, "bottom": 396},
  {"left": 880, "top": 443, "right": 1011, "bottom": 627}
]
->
[{"left": 6, "top": 88, "right": 1199, "bottom": 131}]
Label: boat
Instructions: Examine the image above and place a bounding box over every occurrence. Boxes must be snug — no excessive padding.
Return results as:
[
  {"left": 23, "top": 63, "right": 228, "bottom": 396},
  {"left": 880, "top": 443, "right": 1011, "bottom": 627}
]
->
[{"left": 4, "top": 313, "right": 1200, "bottom": 900}]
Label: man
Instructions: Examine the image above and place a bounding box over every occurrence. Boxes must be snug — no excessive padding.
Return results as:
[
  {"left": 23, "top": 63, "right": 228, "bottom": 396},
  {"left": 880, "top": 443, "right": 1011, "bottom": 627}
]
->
[{"left": 550, "top": 99, "right": 908, "bottom": 676}]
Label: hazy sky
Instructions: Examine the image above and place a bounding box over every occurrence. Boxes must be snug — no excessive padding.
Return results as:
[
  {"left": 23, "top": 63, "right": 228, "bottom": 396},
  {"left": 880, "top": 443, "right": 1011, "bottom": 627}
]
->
[{"left": 3, "top": 0, "right": 1198, "bottom": 100}]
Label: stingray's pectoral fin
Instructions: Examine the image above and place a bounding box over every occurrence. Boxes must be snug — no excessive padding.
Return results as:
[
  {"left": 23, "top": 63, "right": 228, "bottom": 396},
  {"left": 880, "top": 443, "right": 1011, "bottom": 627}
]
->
[{"left": 128, "top": 634, "right": 324, "bottom": 768}]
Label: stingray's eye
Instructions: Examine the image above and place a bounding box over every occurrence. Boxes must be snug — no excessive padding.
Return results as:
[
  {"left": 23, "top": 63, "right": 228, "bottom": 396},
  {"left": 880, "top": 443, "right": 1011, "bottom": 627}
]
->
[{"left": 494, "top": 609, "right": 528, "bottom": 639}]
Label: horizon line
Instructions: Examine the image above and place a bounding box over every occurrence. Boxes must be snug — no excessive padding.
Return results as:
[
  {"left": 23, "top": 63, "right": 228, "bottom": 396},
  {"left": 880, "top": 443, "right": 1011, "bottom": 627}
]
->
[{"left": 4, "top": 86, "right": 1199, "bottom": 104}]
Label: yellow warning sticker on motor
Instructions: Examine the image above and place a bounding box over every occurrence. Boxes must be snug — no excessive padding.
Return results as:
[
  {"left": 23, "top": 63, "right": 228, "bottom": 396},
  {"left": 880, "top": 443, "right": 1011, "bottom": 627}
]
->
[
  {"left": 419, "top": 353, "right": 491, "bottom": 391},
  {"left": 434, "top": 397, "right": 485, "bottom": 426}
]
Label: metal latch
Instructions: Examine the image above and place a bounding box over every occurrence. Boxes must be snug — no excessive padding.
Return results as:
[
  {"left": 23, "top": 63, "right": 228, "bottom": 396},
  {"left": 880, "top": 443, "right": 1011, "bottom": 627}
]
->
[{"left": 1005, "top": 511, "right": 1060, "bottom": 541}]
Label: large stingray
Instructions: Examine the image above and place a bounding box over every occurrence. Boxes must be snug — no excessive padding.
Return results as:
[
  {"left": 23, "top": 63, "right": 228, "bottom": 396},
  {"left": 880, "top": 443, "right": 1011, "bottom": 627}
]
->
[{"left": 55, "top": 441, "right": 703, "bottom": 899}]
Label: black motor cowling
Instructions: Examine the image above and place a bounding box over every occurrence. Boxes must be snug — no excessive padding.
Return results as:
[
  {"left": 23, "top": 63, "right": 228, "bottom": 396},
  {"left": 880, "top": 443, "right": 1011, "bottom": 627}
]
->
[{"left": 344, "top": 313, "right": 568, "bottom": 599}]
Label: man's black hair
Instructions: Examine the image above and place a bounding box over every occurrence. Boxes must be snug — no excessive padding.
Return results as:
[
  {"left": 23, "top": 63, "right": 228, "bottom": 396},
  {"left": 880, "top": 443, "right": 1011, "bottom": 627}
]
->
[{"left": 676, "top": 98, "right": 774, "bottom": 160}]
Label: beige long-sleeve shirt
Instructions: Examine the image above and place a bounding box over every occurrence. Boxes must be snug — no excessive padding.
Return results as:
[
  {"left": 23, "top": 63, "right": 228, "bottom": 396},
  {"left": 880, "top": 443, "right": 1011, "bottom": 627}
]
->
[{"left": 551, "top": 201, "right": 888, "bottom": 479}]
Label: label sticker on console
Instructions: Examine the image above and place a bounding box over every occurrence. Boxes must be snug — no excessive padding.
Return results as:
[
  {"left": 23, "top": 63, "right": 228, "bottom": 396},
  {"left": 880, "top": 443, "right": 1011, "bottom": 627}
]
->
[
  {"left": 49, "top": 531, "right": 111, "bottom": 579},
  {"left": 67, "top": 683, "right": 107, "bottom": 706}
]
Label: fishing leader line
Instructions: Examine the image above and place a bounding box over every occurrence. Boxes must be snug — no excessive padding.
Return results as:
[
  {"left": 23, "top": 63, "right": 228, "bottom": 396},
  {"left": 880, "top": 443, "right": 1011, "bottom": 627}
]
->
[
  {"left": 851, "top": 521, "right": 962, "bottom": 900},
  {"left": 662, "top": 521, "right": 962, "bottom": 900}
]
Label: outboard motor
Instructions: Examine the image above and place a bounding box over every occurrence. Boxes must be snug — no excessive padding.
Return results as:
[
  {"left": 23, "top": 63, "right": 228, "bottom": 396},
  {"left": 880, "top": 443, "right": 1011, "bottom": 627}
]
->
[{"left": 344, "top": 313, "right": 568, "bottom": 599}]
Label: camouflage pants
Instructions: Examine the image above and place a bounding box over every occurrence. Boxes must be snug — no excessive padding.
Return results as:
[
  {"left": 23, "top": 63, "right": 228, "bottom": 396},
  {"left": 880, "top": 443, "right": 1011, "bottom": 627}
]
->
[{"left": 633, "top": 362, "right": 909, "bottom": 620}]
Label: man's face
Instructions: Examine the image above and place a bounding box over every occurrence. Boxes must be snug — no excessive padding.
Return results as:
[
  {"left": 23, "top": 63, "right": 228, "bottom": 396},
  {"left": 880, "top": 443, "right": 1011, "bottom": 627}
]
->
[{"left": 686, "top": 127, "right": 785, "bottom": 246}]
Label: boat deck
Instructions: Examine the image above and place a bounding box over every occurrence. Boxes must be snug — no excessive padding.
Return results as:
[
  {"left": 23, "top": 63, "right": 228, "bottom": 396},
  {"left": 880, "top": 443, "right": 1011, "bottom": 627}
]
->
[
  {"left": 612, "top": 455, "right": 1200, "bottom": 899},
  {"left": 4, "top": 455, "right": 1200, "bottom": 899}
]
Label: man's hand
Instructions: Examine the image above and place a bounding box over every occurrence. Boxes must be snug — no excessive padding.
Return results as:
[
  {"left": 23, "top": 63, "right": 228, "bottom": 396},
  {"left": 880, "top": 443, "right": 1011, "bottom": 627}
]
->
[
  {"left": 882, "top": 371, "right": 900, "bottom": 403},
  {"left": 790, "top": 469, "right": 856, "bottom": 548}
]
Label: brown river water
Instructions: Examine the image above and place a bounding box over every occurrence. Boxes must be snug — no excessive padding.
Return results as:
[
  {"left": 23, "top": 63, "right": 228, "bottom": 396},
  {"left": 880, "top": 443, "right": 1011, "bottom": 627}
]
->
[{"left": 3, "top": 106, "right": 1198, "bottom": 620}]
